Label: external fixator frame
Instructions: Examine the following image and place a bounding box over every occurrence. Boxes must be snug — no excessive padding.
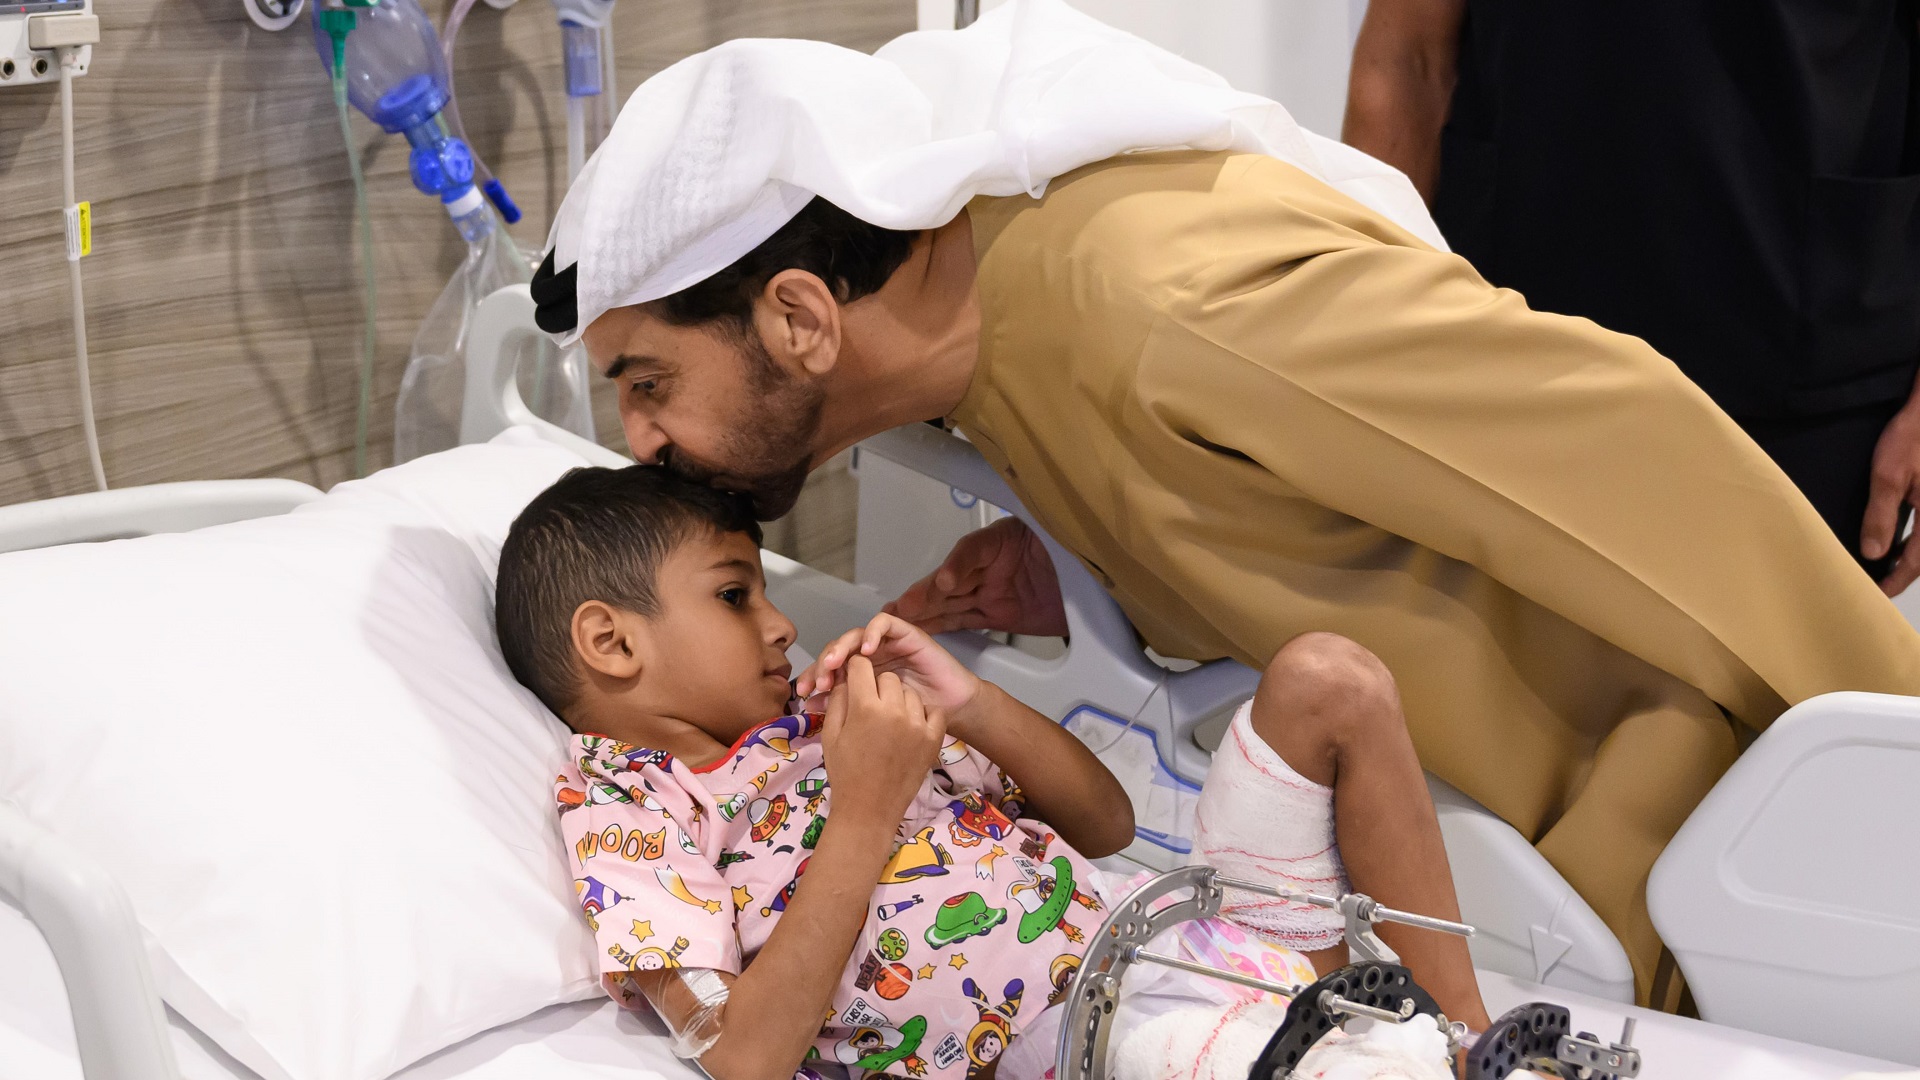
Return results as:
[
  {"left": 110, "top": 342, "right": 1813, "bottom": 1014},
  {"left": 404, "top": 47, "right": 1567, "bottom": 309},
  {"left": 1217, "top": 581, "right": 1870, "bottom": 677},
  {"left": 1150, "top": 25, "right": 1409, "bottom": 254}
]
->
[{"left": 1053, "top": 865, "right": 1642, "bottom": 1080}]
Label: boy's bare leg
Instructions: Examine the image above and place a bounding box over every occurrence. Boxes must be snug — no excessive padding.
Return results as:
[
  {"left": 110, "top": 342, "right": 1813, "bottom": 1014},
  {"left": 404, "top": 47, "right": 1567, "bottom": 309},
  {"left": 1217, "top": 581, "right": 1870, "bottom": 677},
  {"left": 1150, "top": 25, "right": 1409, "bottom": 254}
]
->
[{"left": 1248, "top": 632, "right": 1492, "bottom": 1031}]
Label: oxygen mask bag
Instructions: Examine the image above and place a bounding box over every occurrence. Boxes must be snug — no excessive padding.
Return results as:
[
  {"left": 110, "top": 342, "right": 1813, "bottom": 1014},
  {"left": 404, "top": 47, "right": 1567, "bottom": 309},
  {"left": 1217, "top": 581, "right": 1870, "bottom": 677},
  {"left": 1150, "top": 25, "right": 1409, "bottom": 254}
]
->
[{"left": 314, "top": 0, "right": 594, "bottom": 463}]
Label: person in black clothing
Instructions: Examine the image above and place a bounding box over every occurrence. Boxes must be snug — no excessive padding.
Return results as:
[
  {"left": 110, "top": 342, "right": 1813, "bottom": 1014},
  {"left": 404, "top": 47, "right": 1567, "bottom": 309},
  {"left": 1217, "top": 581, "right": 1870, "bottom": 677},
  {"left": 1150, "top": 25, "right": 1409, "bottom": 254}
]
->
[{"left": 1344, "top": 0, "right": 1920, "bottom": 593}]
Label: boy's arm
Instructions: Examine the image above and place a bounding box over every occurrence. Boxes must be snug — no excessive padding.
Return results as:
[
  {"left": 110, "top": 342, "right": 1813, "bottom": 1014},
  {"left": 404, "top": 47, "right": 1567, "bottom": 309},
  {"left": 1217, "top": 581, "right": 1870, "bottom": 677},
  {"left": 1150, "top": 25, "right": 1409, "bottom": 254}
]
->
[
  {"left": 645, "top": 657, "right": 944, "bottom": 1080},
  {"left": 797, "top": 613, "right": 1136, "bottom": 860},
  {"left": 634, "top": 810, "right": 904, "bottom": 1080},
  {"left": 951, "top": 680, "right": 1135, "bottom": 858}
]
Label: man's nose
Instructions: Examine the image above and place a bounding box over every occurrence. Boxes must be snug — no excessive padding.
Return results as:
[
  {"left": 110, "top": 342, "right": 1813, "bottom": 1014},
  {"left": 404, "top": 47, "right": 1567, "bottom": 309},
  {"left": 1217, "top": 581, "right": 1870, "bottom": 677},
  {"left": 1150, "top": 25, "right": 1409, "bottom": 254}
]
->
[{"left": 625, "top": 419, "right": 670, "bottom": 465}]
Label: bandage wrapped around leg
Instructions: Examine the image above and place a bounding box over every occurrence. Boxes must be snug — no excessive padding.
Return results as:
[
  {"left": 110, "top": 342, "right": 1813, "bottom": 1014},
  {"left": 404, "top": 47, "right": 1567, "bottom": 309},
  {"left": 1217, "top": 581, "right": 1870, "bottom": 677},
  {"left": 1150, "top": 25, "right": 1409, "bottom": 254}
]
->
[
  {"left": 1115, "top": 1005, "right": 1452, "bottom": 1080},
  {"left": 1193, "top": 698, "right": 1350, "bottom": 952}
]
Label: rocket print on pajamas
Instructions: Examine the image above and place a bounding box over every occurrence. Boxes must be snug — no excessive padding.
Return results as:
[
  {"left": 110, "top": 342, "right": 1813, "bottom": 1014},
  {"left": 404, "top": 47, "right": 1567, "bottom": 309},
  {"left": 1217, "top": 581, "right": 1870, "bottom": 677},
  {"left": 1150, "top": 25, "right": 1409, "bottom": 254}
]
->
[
  {"left": 556, "top": 717, "right": 1105, "bottom": 1078},
  {"left": 655, "top": 866, "right": 724, "bottom": 914}
]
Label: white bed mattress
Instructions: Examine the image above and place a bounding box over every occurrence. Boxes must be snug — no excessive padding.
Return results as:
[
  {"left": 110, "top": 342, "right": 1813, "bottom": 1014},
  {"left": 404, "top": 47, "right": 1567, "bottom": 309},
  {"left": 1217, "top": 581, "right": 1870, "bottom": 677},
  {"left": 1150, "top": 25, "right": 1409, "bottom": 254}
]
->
[{"left": 6, "top": 897, "right": 1913, "bottom": 1080}]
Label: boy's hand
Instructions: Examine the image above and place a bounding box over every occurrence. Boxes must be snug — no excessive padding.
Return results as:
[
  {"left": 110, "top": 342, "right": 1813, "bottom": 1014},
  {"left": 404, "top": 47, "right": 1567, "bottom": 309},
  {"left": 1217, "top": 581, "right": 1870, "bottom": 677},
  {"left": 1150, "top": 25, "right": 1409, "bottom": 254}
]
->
[
  {"left": 821, "top": 654, "right": 946, "bottom": 827},
  {"left": 797, "top": 614, "right": 983, "bottom": 735}
]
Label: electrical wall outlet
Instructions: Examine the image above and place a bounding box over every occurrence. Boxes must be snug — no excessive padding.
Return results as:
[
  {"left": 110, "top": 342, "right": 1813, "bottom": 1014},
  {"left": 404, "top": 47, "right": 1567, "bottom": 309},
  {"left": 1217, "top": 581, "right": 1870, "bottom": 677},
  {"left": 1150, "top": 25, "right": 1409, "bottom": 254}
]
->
[{"left": 0, "top": 0, "right": 94, "bottom": 87}]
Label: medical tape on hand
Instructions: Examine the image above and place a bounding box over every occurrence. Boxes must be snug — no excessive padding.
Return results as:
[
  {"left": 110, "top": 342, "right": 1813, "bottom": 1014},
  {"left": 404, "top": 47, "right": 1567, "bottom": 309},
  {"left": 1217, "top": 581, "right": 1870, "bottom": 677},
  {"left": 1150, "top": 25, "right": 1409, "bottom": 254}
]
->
[{"left": 663, "top": 967, "right": 731, "bottom": 1059}]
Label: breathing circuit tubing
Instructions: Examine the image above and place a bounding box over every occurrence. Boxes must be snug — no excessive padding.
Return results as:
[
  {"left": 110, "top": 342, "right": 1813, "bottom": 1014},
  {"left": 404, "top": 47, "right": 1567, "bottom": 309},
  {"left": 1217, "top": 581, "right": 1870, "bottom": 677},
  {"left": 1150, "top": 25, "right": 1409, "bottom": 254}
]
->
[
  {"left": 323, "top": 13, "right": 380, "bottom": 478},
  {"left": 436, "top": 0, "right": 521, "bottom": 222}
]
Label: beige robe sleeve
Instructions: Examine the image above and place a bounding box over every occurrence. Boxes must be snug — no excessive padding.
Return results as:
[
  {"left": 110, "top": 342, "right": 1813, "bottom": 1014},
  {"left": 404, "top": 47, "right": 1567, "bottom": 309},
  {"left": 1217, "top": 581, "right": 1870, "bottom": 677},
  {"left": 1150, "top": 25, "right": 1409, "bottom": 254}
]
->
[{"left": 1147, "top": 231, "right": 1920, "bottom": 730}]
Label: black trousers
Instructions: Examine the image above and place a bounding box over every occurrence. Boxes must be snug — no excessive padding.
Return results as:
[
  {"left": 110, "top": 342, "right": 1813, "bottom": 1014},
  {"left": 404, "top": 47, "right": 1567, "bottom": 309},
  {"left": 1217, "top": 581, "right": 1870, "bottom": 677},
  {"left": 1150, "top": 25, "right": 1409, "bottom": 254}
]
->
[{"left": 1736, "top": 400, "right": 1911, "bottom": 579}]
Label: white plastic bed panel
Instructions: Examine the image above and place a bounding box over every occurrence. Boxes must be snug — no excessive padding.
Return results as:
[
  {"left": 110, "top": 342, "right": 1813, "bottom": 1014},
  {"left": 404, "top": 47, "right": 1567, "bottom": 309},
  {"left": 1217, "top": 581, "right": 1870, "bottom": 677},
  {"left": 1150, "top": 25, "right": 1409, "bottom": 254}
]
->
[
  {"left": 1649, "top": 691, "right": 1920, "bottom": 1066},
  {"left": 1427, "top": 778, "right": 1637, "bottom": 1003},
  {"left": 0, "top": 480, "right": 322, "bottom": 555}
]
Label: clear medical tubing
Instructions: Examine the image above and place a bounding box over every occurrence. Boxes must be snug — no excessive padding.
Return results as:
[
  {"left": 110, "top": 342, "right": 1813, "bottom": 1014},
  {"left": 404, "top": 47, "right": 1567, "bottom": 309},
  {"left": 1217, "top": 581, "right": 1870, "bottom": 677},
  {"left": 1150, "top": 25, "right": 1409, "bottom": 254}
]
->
[
  {"left": 561, "top": 19, "right": 599, "bottom": 180},
  {"left": 551, "top": 0, "right": 614, "bottom": 173},
  {"left": 566, "top": 94, "right": 587, "bottom": 181},
  {"left": 561, "top": 19, "right": 600, "bottom": 95},
  {"left": 446, "top": 185, "right": 494, "bottom": 244},
  {"left": 322, "top": 12, "right": 380, "bottom": 479},
  {"left": 438, "top": 0, "right": 520, "bottom": 222},
  {"left": 336, "top": 75, "right": 379, "bottom": 478},
  {"left": 597, "top": 19, "right": 616, "bottom": 140},
  {"left": 632, "top": 968, "right": 729, "bottom": 1059}
]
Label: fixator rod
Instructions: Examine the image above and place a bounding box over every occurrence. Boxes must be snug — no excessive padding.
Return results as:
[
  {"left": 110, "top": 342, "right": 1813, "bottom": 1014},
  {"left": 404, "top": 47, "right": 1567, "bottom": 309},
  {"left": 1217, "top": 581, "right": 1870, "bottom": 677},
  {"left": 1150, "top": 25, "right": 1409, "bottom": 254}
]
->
[
  {"left": 1369, "top": 904, "right": 1475, "bottom": 939},
  {"left": 1213, "top": 876, "right": 1474, "bottom": 938},
  {"left": 1320, "top": 992, "right": 1407, "bottom": 1024},
  {"left": 1130, "top": 947, "right": 1303, "bottom": 999}
]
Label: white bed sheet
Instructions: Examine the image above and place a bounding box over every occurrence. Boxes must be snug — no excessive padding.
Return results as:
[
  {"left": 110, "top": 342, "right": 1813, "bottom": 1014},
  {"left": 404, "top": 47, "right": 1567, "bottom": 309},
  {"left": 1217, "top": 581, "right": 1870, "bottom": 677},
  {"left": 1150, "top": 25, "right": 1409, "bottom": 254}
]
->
[
  {"left": 7, "top": 896, "right": 1914, "bottom": 1080},
  {"left": 0, "top": 894, "right": 697, "bottom": 1080}
]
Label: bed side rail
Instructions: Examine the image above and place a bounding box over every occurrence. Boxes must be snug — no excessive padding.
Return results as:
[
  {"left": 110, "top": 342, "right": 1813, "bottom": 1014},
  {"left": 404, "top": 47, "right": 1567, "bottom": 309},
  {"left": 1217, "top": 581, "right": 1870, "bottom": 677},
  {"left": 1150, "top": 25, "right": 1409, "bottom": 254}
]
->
[
  {"left": 0, "top": 801, "right": 179, "bottom": 1080},
  {"left": 0, "top": 479, "right": 322, "bottom": 555},
  {"left": 462, "top": 285, "right": 630, "bottom": 470},
  {"left": 857, "top": 423, "right": 1256, "bottom": 784}
]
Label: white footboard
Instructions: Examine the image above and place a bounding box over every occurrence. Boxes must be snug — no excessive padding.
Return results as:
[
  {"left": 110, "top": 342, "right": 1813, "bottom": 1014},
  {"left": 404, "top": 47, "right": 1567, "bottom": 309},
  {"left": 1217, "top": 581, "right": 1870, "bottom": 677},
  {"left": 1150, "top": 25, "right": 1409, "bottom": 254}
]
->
[{"left": 1649, "top": 691, "right": 1920, "bottom": 1064}]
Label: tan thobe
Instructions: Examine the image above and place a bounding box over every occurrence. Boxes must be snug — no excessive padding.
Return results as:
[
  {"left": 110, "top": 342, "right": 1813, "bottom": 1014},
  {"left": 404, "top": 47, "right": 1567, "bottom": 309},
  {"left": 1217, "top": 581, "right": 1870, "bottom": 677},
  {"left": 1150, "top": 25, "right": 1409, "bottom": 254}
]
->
[{"left": 950, "top": 150, "right": 1920, "bottom": 1004}]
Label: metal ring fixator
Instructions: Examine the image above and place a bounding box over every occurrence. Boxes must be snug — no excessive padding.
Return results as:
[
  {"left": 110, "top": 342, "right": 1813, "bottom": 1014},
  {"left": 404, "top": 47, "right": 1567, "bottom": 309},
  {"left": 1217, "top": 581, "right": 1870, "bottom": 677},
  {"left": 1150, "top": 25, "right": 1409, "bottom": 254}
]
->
[
  {"left": 1249, "top": 960, "right": 1444, "bottom": 1080},
  {"left": 1467, "top": 1003, "right": 1642, "bottom": 1080},
  {"left": 1053, "top": 865, "right": 1477, "bottom": 1080}
]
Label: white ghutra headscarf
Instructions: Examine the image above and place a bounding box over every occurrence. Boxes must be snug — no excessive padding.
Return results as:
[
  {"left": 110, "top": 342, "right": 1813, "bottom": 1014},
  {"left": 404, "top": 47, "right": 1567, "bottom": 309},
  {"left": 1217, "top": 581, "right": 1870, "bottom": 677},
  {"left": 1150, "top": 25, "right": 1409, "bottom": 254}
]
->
[{"left": 536, "top": 0, "right": 1443, "bottom": 345}]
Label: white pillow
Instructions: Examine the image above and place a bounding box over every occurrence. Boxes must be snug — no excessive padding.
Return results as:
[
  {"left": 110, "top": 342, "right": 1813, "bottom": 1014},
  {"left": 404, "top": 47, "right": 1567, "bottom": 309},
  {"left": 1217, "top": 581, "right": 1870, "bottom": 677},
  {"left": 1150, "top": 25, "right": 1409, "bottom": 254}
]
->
[{"left": 0, "top": 428, "right": 605, "bottom": 1080}]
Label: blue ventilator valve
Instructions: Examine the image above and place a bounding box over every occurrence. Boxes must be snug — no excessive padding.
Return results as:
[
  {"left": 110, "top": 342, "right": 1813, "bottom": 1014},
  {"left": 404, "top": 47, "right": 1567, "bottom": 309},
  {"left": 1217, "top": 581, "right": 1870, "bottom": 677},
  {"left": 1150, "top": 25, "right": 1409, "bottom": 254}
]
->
[{"left": 482, "top": 178, "right": 521, "bottom": 224}]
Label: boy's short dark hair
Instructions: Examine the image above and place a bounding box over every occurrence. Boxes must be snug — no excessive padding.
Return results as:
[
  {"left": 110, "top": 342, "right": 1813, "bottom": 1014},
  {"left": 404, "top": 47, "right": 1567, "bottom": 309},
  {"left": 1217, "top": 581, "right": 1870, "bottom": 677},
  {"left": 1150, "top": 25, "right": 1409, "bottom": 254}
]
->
[{"left": 495, "top": 465, "right": 763, "bottom": 718}]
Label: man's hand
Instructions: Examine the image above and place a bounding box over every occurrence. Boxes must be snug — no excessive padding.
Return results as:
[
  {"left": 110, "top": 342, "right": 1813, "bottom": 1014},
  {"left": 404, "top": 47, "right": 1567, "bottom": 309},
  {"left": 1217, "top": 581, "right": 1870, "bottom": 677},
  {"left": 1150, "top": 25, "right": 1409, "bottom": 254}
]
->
[
  {"left": 1863, "top": 404, "right": 1920, "bottom": 596},
  {"left": 821, "top": 655, "right": 946, "bottom": 825},
  {"left": 797, "top": 614, "right": 982, "bottom": 735},
  {"left": 883, "top": 517, "right": 1069, "bottom": 637}
]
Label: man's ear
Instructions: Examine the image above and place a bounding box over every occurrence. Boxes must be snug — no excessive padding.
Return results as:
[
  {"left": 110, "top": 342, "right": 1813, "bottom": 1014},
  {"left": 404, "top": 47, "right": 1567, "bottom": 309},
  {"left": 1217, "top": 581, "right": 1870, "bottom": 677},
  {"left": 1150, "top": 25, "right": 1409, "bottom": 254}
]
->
[
  {"left": 571, "top": 600, "right": 648, "bottom": 681},
  {"left": 758, "top": 269, "right": 842, "bottom": 378}
]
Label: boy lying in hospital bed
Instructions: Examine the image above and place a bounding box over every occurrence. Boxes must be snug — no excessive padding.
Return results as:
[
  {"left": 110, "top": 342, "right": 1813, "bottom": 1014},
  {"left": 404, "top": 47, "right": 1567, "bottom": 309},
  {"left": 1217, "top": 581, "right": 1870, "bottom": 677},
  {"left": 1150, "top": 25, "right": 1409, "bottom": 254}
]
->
[{"left": 493, "top": 464, "right": 1494, "bottom": 1079}]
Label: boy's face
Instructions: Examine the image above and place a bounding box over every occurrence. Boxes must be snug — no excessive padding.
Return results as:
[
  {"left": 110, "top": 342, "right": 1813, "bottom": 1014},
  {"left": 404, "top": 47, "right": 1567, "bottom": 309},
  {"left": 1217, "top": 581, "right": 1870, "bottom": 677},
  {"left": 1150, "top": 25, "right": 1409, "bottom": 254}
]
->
[{"left": 570, "top": 528, "right": 799, "bottom": 754}]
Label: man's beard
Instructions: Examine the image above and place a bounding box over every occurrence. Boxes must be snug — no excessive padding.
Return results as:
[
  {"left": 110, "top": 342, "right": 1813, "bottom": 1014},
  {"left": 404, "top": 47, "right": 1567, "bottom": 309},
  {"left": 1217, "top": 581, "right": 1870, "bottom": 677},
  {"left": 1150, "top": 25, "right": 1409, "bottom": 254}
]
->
[{"left": 665, "top": 329, "right": 824, "bottom": 521}]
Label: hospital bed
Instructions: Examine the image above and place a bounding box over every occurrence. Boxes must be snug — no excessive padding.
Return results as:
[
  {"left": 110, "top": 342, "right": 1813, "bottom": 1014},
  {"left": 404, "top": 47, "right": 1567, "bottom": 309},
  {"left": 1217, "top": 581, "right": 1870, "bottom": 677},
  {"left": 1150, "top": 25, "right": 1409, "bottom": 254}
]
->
[{"left": 2, "top": 283, "right": 1917, "bottom": 1080}]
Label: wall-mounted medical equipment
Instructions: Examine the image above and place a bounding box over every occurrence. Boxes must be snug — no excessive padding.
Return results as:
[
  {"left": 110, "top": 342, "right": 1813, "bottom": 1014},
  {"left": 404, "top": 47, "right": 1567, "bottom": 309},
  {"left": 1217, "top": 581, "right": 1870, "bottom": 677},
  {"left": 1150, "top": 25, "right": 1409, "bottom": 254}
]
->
[
  {"left": 2, "top": 1, "right": 105, "bottom": 492},
  {"left": 314, "top": 0, "right": 593, "bottom": 466},
  {"left": 0, "top": 0, "right": 92, "bottom": 86},
  {"left": 551, "top": 0, "right": 614, "bottom": 180},
  {"left": 313, "top": 0, "right": 487, "bottom": 236},
  {"left": 243, "top": 0, "right": 306, "bottom": 32}
]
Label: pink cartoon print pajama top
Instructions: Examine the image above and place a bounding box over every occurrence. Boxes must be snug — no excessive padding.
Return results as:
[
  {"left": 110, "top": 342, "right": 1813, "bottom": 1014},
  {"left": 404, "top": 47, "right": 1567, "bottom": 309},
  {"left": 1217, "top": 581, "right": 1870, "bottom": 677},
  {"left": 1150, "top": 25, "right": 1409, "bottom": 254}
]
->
[{"left": 556, "top": 715, "right": 1107, "bottom": 1078}]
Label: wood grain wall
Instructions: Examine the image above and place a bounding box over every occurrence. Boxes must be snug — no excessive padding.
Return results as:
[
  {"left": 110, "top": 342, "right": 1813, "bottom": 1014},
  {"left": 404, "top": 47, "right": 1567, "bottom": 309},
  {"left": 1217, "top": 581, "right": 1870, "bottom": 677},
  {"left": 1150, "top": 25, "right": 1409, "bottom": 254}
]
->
[{"left": 0, "top": 0, "right": 903, "bottom": 574}]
